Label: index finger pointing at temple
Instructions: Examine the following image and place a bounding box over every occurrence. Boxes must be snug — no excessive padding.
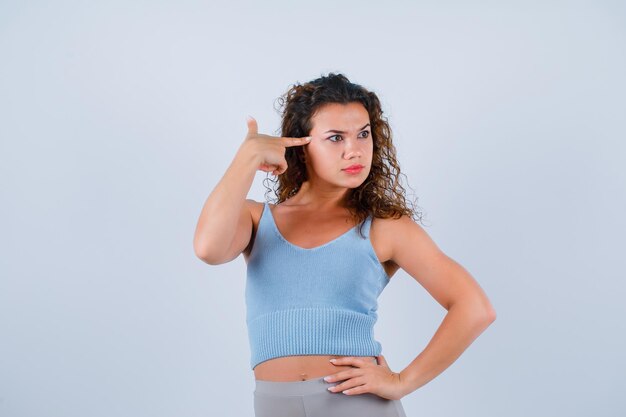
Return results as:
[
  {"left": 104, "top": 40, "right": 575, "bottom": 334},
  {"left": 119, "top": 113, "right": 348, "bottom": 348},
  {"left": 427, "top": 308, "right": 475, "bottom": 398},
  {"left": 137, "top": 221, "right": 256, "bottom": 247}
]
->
[{"left": 282, "top": 135, "right": 313, "bottom": 147}]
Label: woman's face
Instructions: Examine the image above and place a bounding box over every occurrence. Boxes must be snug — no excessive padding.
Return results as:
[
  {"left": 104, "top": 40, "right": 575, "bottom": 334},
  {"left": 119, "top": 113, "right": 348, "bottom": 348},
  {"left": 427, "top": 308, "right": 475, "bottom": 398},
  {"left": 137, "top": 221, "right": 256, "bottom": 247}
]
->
[{"left": 304, "top": 102, "right": 373, "bottom": 189}]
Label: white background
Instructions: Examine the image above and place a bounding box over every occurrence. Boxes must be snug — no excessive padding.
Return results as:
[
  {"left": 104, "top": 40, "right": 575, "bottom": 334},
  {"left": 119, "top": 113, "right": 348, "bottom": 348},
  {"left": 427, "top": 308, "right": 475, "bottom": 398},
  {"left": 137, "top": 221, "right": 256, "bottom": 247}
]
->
[{"left": 1, "top": 1, "right": 624, "bottom": 416}]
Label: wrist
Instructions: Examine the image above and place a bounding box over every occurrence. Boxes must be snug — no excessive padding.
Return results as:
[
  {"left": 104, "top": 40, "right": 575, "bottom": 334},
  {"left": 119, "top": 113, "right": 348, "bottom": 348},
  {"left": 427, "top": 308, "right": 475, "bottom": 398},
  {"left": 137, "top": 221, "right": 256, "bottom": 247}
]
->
[
  {"left": 234, "top": 142, "right": 263, "bottom": 170},
  {"left": 235, "top": 141, "right": 260, "bottom": 164},
  {"left": 398, "top": 369, "right": 417, "bottom": 396}
]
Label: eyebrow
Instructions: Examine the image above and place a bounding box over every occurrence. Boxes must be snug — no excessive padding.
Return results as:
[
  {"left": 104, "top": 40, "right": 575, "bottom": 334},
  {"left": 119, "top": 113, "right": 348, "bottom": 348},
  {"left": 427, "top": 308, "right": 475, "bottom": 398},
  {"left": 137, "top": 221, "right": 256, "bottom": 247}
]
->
[{"left": 324, "top": 123, "right": 370, "bottom": 134}]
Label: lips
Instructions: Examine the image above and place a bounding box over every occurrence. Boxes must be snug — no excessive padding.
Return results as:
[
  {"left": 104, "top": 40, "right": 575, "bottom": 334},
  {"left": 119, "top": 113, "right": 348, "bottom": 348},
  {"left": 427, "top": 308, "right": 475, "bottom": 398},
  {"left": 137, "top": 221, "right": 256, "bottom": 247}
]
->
[
  {"left": 343, "top": 164, "right": 364, "bottom": 171},
  {"left": 342, "top": 164, "right": 364, "bottom": 173}
]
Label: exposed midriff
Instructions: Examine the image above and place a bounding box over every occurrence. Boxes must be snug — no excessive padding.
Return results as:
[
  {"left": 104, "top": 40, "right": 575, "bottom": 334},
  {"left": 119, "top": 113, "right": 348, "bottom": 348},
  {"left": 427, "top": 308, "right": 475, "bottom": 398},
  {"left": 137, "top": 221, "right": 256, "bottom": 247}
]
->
[{"left": 253, "top": 354, "right": 378, "bottom": 381}]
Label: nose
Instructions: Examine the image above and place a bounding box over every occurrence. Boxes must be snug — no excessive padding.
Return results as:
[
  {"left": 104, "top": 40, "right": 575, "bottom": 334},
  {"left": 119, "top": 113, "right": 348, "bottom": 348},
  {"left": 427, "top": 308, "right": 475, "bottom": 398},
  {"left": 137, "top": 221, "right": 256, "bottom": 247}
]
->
[{"left": 343, "top": 137, "right": 362, "bottom": 159}]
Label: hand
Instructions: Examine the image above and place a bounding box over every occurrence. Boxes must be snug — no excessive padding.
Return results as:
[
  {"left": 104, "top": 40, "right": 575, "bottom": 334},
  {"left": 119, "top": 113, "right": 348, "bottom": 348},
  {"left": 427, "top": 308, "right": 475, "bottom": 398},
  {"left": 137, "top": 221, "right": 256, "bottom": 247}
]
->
[
  {"left": 324, "top": 355, "right": 406, "bottom": 400},
  {"left": 240, "top": 115, "right": 312, "bottom": 176}
]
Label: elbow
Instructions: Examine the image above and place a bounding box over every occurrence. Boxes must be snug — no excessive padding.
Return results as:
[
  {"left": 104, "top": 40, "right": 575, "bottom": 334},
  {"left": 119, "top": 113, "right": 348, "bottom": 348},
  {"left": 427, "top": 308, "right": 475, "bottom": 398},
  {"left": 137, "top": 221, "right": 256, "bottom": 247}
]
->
[
  {"left": 487, "top": 309, "right": 497, "bottom": 323},
  {"left": 475, "top": 294, "right": 497, "bottom": 324},
  {"left": 483, "top": 304, "right": 497, "bottom": 324},
  {"left": 193, "top": 242, "right": 221, "bottom": 265},
  {"left": 194, "top": 248, "right": 211, "bottom": 265},
  {"left": 194, "top": 242, "right": 235, "bottom": 266},
  {"left": 457, "top": 299, "right": 496, "bottom": 325},
  {"left": 195, "top": 252, "right": 223, "bottom": 266}
]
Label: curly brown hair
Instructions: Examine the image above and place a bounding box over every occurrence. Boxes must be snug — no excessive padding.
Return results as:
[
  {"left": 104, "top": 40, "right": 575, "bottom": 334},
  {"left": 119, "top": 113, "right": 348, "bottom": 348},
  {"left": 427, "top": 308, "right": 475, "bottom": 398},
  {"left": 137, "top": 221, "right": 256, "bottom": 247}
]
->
[{"left": 263, "top": 72, "right": 423, "bottom": 237}]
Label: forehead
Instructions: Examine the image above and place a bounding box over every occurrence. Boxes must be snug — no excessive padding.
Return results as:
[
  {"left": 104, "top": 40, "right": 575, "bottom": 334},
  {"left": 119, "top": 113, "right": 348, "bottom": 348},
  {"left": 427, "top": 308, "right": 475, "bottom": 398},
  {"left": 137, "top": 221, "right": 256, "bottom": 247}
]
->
[{"left": 310, "top": 102, "right": 369, "bottom": 131}]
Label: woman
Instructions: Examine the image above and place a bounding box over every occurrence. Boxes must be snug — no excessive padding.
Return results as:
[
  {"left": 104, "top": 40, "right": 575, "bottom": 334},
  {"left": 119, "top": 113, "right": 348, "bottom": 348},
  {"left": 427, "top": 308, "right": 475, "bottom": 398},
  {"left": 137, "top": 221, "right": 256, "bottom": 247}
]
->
[{"left": 193, "top": 73, "right": 496, "bottom": 417}]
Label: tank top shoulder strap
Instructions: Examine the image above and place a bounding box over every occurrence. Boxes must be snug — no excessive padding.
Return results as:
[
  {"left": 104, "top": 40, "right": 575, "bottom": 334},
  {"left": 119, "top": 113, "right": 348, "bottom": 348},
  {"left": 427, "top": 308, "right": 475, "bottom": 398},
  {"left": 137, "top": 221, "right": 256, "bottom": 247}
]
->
[
  {"left": 257, "top": 201, "right": 274, "bottom": 234},
  {"left": 349, "top": 212, "right": 372, "bottom": 240},
  {"left": 363, "top": 213, "right": 373, "bottom": 236}
]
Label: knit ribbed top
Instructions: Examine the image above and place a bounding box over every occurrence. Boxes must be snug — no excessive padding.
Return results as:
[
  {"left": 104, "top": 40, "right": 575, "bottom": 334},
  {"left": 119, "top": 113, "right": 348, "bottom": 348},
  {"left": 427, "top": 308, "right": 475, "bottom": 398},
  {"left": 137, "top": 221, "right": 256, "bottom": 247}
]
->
[{"left": 245, "top": 202, "right": 390, "bottom": 370}]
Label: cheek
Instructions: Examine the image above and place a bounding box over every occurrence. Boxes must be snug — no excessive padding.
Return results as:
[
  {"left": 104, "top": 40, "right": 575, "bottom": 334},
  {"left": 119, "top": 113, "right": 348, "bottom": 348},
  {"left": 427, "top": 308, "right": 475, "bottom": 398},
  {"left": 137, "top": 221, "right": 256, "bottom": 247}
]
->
[
  {"left": 307, "top": 152, "right": 338, "bottom": 174},
  {"left": 310, "top": 157, "right": 332, "bottom": 171},
  {"left": 308, "top": 147, "right": 333, "bottom": 164}
]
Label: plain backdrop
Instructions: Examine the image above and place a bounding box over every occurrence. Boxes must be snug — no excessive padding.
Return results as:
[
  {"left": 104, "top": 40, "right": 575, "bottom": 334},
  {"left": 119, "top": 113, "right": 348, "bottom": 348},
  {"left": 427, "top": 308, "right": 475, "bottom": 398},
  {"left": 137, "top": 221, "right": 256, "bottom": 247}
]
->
[{"left": 1, "top": 1, "right": 625, "bottom": 416}]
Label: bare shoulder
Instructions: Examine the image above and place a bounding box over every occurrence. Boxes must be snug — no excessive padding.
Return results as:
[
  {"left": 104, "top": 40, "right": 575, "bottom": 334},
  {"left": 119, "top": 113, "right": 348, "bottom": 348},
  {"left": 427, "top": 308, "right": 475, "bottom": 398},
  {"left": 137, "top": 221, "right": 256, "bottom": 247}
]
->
[
  {"left": 368, "top": 214, "right": 412, "bottom": 271},
  {"left": 370, "top": 214, "right": 438, "bottom": 263},
  {"left": 370, "top": 213, "right": 421, "bottom": 243},
  {"left": 245, "top": 199, "right": 265, "bottom": 223},
  {"left": 372, "top": 215, "right": 440, "bottom": 258}
]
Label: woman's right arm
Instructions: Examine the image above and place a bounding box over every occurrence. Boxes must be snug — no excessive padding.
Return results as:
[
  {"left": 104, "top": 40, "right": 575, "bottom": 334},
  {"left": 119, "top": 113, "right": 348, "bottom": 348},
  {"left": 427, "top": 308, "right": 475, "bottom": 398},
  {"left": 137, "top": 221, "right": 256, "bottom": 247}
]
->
[
  {"left": 192, "top": 146, "right": 258, "bottom": 265},
  {"left": 192, "top": 116, "right": 311, "bottom": 265}
]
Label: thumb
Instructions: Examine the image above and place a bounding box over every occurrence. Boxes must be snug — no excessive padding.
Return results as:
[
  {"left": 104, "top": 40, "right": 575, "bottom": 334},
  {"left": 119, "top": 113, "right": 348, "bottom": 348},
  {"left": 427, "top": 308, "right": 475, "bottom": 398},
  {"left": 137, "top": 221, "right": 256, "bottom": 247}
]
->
[
  {"left": 376, "top": 354, "right": 389, "bottom": 367},
  {"left": 275, "top": 161, "right": 288, "bottom": 176},
  {"left": 246, "top": 115, "right": 258, "bottom": 136}
]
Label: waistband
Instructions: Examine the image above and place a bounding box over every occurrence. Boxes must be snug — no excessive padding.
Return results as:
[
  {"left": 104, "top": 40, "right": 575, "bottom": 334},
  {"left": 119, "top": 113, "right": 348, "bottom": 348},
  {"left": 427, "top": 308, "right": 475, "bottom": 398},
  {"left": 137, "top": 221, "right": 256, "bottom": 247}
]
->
[
  {"left": 247, "top": 308, "right": 382, "bottom": 370},
  {"left": 254, "top": 376, "right": 340, "bottom": 396}
]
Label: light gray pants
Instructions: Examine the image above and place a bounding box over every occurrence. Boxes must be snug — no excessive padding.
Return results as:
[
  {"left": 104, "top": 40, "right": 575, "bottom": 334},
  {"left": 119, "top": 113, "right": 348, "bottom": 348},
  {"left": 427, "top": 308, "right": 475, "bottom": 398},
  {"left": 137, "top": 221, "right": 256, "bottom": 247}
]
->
[{"left": 254, "top": 376, "right": 407, "bottom": 417}]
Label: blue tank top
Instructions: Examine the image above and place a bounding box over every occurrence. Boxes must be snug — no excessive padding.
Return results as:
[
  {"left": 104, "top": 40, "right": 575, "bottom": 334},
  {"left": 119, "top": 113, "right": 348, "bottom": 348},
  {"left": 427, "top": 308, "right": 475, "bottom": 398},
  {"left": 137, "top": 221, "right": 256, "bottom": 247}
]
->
[{"left": 245, "top": 202, "right": 390, "bottom": 370}]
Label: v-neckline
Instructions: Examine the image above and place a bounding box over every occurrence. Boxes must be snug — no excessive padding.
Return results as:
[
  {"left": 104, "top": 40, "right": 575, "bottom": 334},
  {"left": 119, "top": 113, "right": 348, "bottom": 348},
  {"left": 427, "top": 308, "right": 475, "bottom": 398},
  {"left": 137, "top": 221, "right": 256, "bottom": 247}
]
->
[{"left": 265, "top": 203, "right": 363, "bottom": 251}]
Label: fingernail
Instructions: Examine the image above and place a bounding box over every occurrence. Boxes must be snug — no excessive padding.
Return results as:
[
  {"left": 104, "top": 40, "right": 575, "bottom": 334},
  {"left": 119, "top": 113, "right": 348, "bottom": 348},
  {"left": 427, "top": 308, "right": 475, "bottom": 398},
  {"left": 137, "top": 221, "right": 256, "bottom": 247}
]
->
[
  {"left": 323, "top": 376, "right": 331, "bottom": 382},
  {"left": 329, "top": 359, "right": 336, "bottom": 363}
]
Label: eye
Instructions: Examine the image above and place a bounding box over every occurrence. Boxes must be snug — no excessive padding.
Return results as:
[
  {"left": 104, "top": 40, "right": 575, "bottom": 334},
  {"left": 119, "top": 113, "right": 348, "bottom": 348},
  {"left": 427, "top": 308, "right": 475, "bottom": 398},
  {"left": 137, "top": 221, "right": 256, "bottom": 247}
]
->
[{"left": 328, "top": 131, "right": 370, "bottom": 142}]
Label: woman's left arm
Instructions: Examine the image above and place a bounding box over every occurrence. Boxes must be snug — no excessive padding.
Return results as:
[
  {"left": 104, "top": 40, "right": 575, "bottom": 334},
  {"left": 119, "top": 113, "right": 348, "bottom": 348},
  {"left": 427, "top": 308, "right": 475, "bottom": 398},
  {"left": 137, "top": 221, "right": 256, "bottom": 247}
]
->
[{"left": 387, "top": 215, "right": 497, "bottom": 397}]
